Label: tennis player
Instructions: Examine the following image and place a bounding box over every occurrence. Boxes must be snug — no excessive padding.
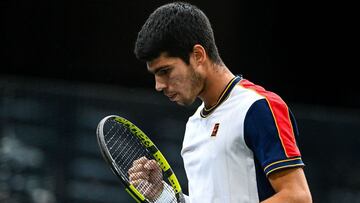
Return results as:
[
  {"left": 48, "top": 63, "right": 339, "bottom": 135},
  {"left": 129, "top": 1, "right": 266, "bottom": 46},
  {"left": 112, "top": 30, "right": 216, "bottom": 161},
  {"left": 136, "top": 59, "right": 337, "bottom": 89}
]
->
[{"left": 130, "top": 2, "right": 312, "bottom": 202}]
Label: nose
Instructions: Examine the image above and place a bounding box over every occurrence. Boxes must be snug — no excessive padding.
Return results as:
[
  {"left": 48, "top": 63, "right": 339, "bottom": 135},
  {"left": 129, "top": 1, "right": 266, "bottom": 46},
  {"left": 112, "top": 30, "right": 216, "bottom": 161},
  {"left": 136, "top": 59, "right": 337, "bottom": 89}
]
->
[{"left": 155, "top": 76, "right": 166, "bottom": 92}]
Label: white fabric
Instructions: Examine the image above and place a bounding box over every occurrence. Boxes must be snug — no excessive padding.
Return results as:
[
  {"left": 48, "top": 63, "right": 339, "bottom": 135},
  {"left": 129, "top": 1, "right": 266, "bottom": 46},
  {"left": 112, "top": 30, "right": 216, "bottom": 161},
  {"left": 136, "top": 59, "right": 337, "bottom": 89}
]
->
[
  {"left": 154, "top": 182, "right": 176, "bottom": 203},
  {"left": 181, "top": 85, "right": 264, "bottom": 203}
]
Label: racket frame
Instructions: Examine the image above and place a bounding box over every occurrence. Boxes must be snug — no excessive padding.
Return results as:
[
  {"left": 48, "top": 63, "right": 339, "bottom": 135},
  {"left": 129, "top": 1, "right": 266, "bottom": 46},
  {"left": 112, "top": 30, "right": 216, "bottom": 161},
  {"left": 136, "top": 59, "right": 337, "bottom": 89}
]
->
[{"left": 96, "top": 115, "right": 183, "bottom": 203}]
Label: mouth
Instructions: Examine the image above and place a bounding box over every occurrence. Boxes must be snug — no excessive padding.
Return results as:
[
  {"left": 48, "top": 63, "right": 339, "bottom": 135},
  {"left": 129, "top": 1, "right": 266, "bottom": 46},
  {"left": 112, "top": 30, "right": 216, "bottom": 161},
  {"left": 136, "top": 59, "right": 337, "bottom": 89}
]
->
[{"left": 166, "top": 93, "right": 177, "bottom": 101}]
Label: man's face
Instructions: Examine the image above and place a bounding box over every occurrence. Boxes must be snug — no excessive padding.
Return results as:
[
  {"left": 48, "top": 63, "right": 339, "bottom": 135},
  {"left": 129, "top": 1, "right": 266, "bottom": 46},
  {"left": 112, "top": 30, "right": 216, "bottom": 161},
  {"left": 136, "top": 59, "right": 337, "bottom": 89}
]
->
[{"left": 147, "top": 53, "right": 204, "bottom": 106}]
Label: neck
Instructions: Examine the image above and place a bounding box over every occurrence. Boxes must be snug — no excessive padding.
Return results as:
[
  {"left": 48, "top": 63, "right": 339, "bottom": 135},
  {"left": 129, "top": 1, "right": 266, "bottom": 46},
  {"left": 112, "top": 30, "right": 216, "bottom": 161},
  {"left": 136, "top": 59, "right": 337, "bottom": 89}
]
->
[{"left": 198, "top": 63, "right": 235, "bottom": 108}]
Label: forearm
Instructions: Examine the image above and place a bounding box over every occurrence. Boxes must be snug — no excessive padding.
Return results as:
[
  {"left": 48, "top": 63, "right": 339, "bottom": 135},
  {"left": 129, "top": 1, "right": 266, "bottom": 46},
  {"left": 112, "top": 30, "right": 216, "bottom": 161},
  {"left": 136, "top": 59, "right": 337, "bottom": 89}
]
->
[
  {"left": 263, "top": 168, "right": 312, "bottom": 203},
  {"left": 261, "top": 189, "right": 312, "bottom": 203}
]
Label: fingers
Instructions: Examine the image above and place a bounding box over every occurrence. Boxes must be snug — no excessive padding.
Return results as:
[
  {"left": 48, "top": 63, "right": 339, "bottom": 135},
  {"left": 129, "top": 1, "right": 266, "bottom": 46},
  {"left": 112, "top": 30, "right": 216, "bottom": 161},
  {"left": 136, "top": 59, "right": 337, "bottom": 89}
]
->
[
  {"left": 129, "top": 157, "right": 161, "bottom": 173},
  {"left": 128, "top": 156, "right": 149, "bottom": 175},
  {"left": 128, "top": 156, "right": 163, "bottom": 184},
  {"left": 129, "top": 171, "right": 150, "bottom": 182},
  {"left": 130, "top": 179, "right": 147, "bottom": 187},
  {"left": 128, "top": 157, "right": 164, "bottom": 201},
  {"left": 128, "top": 157, "right": 155, "bottom": 182},
  {"left": 128, "top": 163, "right": 144, "bottom": 174},
  {"left": 144, "top": 159, "right": 160, "bottom": 170},
  {"left": 133, "top": 156, "right": 149, "bottom": 166},
  {"left": 131, "top": 179, "right": 164, "bottom": 201}
]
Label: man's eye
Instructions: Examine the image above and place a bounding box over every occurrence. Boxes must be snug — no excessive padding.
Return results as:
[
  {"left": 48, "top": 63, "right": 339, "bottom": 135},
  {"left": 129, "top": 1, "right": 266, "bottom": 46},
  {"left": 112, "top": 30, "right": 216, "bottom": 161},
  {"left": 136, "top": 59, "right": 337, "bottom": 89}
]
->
[{"left": 158, "top": 68, "right": 169, "bottom": 75}]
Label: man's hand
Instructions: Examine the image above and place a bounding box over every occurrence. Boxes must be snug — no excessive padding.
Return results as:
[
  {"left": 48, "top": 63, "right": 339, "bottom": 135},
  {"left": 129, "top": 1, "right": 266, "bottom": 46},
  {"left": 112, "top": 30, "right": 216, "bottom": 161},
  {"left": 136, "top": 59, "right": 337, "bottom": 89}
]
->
[{"left": 128, "top": 156, "right": 164, "bottom": 201}]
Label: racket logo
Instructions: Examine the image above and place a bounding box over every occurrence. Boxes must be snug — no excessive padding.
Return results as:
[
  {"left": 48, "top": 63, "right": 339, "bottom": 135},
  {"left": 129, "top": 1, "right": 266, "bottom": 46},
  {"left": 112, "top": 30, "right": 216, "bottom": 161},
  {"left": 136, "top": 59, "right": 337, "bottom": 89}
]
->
[{"left": 211, "top": 123, "right": 220, "bottom": 137}]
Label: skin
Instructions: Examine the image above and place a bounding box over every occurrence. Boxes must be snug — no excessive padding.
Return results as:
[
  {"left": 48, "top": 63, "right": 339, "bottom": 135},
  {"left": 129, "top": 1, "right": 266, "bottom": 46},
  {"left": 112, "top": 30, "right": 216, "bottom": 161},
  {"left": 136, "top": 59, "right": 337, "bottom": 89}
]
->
[
  {"left": 264, "top": 168, "right": 312, "bottom": 203},
  {"left": 128, "top": 157, "right": 164, "bottom": 200},
  {"left": 129, "top": 44, "right": 312, "bottom": 202},
  {"left": 147, "top": 44, "right": 234, "bottom": 108}
]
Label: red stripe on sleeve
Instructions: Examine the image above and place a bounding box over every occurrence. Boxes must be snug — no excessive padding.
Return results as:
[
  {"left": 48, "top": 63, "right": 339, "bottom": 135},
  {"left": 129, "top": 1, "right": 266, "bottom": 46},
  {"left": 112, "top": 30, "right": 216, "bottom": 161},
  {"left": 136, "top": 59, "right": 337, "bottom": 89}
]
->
[{"left": 239, "top": 79, "right": 301, "bottom": 158}]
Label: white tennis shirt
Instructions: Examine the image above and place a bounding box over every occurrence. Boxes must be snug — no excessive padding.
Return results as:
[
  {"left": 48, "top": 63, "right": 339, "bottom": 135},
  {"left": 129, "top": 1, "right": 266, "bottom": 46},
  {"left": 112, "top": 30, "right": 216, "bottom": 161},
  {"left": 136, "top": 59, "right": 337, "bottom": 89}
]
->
[{"left": 181, "top": 76, "right": 304, "bottom": 203}]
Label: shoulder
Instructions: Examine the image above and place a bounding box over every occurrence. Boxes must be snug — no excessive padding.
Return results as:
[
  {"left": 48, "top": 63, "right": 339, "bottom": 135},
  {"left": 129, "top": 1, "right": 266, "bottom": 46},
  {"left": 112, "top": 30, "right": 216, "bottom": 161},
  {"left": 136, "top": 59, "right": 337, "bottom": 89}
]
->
[{"left": 186, "top": 102, "right": 204, "bottom": 123}]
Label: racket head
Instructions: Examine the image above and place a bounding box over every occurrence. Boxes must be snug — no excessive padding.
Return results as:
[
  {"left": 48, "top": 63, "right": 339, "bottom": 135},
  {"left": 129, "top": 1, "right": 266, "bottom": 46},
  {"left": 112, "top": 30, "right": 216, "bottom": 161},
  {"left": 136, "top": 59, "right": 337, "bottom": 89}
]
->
[{"left": 96, "top": 115, "right": 184, "bottom": 203}]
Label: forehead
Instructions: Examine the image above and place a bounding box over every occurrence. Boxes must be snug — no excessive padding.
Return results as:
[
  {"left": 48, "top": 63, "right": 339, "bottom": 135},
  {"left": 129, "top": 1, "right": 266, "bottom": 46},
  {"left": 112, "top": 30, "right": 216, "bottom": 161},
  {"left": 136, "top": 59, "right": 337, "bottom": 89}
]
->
[{"left": 146, "top": 53, "right": 181, "bottom": 73}]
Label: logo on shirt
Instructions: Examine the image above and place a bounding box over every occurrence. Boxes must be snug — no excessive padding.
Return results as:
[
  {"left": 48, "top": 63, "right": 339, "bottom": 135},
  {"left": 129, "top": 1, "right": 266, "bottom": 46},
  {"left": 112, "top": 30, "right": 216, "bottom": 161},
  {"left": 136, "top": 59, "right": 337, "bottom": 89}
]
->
[{"left": 211, "top": 123, "right": 220, "bottom": 137}]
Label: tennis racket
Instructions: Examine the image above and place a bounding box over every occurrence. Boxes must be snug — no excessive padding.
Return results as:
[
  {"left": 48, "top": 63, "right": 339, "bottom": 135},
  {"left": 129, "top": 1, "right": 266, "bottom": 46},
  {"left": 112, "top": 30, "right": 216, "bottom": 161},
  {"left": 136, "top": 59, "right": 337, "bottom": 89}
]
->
[{"left": 96, "top": 115, "right": 184, "bottom": 203}]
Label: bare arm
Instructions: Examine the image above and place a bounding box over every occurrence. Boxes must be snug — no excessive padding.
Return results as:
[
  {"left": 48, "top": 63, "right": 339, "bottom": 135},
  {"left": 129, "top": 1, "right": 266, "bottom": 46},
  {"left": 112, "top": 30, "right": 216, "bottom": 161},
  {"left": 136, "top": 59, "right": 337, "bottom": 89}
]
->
[{"left": 261, "top": 167, "right": 312, "bottom": 203}]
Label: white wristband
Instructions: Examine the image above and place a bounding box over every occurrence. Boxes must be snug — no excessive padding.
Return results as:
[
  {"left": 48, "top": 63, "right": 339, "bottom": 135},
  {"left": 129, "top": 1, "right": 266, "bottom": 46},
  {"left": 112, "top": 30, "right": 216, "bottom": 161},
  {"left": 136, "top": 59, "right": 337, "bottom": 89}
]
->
[{"left": 154, "top": 182, "right": 176, "bottom": 203}]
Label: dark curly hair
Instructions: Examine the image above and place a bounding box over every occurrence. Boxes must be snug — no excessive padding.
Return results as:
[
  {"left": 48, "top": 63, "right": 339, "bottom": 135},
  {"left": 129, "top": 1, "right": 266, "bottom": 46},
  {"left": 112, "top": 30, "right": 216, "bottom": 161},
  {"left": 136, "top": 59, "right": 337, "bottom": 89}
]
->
[{"left": 134, "top": 2, "right": 222, "bottom": 65}]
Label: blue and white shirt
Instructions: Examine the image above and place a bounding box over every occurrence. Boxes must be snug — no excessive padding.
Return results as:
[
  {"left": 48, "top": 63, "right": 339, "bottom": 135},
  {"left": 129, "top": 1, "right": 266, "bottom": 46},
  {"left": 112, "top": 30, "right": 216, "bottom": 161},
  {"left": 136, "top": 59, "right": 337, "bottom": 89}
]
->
[{"left": 181, "top": 76, "right": 304, "bottom": 203}]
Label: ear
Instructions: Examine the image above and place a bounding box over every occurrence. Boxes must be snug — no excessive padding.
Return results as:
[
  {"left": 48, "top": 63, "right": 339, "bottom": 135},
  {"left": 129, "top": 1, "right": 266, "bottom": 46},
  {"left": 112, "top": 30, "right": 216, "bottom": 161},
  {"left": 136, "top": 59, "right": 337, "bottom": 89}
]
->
[{"left": 191, "top": 44, "right": 207, "bottom": 66}]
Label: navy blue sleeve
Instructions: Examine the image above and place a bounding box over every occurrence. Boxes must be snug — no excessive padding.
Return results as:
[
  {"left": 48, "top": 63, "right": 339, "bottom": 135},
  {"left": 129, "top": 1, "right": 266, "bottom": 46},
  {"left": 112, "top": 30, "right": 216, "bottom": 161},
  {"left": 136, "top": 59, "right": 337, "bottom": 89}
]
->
[{"left": 244, "top": 99, "right": 304, "bottom": 176}]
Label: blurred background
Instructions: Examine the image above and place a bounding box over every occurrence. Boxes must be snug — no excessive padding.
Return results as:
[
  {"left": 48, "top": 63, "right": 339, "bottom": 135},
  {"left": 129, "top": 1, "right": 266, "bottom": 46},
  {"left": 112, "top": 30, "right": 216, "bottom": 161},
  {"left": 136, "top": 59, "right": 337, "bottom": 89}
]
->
[{"left": 0, "top": 0, "right": 358, "bottom": 203}]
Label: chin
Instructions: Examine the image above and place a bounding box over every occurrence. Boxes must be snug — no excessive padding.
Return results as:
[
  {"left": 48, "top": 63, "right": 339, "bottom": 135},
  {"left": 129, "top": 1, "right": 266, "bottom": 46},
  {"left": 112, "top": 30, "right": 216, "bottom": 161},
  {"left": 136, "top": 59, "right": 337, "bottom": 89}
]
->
[
  {"left": 176, "top": 102, "right": 186, "bottom": 106},
  {"left": 177, "top": 98, "right": 195, "bottom": 106},
  {"left": 174, "top": 100, "right": 185, "bottom": 106}
]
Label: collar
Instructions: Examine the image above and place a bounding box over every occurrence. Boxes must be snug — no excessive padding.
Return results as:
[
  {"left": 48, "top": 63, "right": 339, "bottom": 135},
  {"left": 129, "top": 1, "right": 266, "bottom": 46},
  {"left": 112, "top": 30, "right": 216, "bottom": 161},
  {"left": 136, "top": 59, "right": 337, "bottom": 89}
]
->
[{"left": 200, "top": 75, "right": 242, "bottom": 118}]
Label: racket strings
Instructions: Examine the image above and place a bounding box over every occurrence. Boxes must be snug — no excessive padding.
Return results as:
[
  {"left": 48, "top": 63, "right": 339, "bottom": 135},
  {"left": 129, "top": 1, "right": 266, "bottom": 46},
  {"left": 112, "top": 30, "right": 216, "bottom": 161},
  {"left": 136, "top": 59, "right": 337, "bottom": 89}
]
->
[
  {"left": 135, "top": 181, "right": 177, "bottom": 203},
  {"left": 117, "top": 128, "right": 151, "bottom": 172},
  {"left": 103, "top": 119, "right": 177, "bottom": 203},
  {"left": 105, "top": 120, "right": 148, "bottom": 178},
  {"left": 104, "top": 122, "right": 119, "bottom": 145},
  {"left": 153, "top": 183, "right": 177, "bottom": 203}
]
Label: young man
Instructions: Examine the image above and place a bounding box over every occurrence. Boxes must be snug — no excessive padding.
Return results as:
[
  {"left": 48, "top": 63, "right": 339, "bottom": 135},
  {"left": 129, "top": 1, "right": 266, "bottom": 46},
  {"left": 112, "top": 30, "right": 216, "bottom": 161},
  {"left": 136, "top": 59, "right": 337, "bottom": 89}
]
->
[{"left": 130, "top": 2, "right": 312, "bottom": 202}]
